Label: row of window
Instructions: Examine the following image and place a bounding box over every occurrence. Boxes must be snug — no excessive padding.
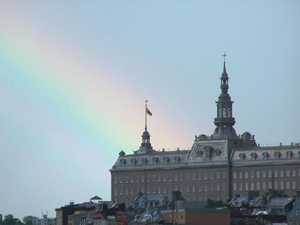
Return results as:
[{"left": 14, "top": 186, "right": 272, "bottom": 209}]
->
[
  {"left": 115, "top": 172, "right": 227, "bottom": 184},
  {"left": 233, "top": 180, "right": 300, "bottom": 191},
  {"left": 114, "top": 182, "right": 227, "bottom": 196},
  {"left": 239, "top": 150, "right": 300, "bottom": 161},
  {"left": 233, "top": 169, "right": 300, "bottom": 179},
  {"left": 115, "top": 194, "right": 227, "bottom": 207}
]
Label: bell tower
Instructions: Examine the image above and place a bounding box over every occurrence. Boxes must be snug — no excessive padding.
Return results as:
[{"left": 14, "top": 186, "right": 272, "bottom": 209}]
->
[{"left": 213, "top": 54, "right": 238, "bottom": 140}]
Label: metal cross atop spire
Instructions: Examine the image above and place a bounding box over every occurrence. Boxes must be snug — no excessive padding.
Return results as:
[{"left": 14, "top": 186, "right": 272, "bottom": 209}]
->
[{"left": 222, "top": 52, "right": 227, "bottom": 62}]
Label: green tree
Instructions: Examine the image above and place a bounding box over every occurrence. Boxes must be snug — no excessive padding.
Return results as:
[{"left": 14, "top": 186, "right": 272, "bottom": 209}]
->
[
  {"left": 22, "top": 216, "right": 38, "bottom": 225},
  {"left": 206, "top": 199, "right": 226, "bottom": 208},
  {"left": 2, "top": 214, "right": 23, "bottom": 225},
  {"left": 264, "top": 189, "right": 288, "bottom": 197}
]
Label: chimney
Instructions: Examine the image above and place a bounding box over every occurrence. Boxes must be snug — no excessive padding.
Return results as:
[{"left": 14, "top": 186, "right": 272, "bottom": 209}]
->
[{"left": 262, "top": 196, "right": 268, "bottom": 205}]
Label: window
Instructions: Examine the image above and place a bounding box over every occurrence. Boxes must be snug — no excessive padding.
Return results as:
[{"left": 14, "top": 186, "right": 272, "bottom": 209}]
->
[
  {"left": 233, "top": 172, "right": 237, "bottom": 179},
  {"left": 210, "top": 183, "right": 214, "bottom": 191},
  {"left": 269, "top": 181, "right": 272, "bottom": 189},
  {"left": 275, "top": 171, "right": 278, "bottom": 177},
  {"left": 136, "top": 186, "right": 139, "bottom": 194},
  {"left": 141, "top": 186, "right": 145, "bottom": 193},
  {"left": 204, "top": 173, "right": 207, "bottom": 179},
  {"left": 293, "top": 170, "right": 296, "bottom": 177},
  {"left": 186, "top": 173, "right": 189, "bottom": 180},
  {"left": 141, "top": 176, "right": 144, "bottom": 182},
  {"left": 210, "top": 172, "right": 214, "bottom": 179},
  {"left": 280, "top": 170, "right": 284, "bottom": 177},
  {"left": 163, "top": 175, "right": 167, "bottom": 181},
  {"left": 222, "top": 183, "right": 226, "bottom": 191},
  {"left": 263, "top": 171, "right": 266, "bottom": 178},
  {"left": 158, "top": 175, "right": 161, "bottom": 182},
  {"left": 233, "top": 183, "right": 237, "bottom": 191},
  {"left": 217, "top": 183, "right": 220, "bottom": 191},
  {"left": 158, "top": 186, "right": 161, "bottom": 193},
  {"left": 131, "top": 186, "right": 133, "bottom": 194},
  {"left": 114, "top": 177, "right": 117, "bottom": 184},
  {"left": 293, "top": 181, "right": 296, "bottom": 188},
  {"left": 175, "top": 185, "right": 178, "bottom": 191},
  {"left": 169, "top": 174, "right": 173, "bottom": 181},
  {"left": 180, "top": 174, "right": 183, "bottom": 181},
  {"left": 114, "top": 187, "right": 117, "bottom": 195},
  {"left": 130, "top": 176, "right": 134, "bottom": 183},
  {"left": 198, "top": 173, "right": 202, "bottom": 180},
  {"left": 163, "top": 185, "right": 167, "bottom": 193},
  {"left": 152, "top": 175, "right": 156, "bottom": 182},
  {"left": 222, "top": 172, "right": 226, "bottom": 179},
  {"left": 263, "top": 182, "right": 266, "bottom": 189},
  {"left": 251, "top": 182, "right": 254, "bottom": 190},
  {"left": 287, "top": 170, "right": 290, "bottom": 177},
  {"left": 193, "top": 173, "right": 196, "bottom": 180},
  {"left": 174, "top": 174, "right": 178, "bottom": 181},
  {"left": 217, "top": 172, "right": 220, "bottom": 179},
  {"left": 239, "top": 172, "right": 243, "bottom": 179},
  {"left": 239, "top": 183, "right": 243, "bottom": 191},
  {"left": 257, "top": 182, "right": 260, "bottom": 190},
  {"left": 136, "top": 176, "right": 139, "bottom": 183},
  {"left": 245, "top": 182, "right": 249, "bottom": 190},
  {"left": 198, "top": 184, "right": 202, "bottom": 192},
  {"left": 204, "top": 183, "right": 208, "bottom": 191},
  {"left": 257, "top": 171, "right": 260, "bottom": 178},
  {"left": 147, "top": 175, "right": 150, "bottom": 182},
  {"left": 281, "top": 181, "right": 284, "bottom": 189},
  {"left": 125, "top": 187, "right": 128, "bottom": 194},
  {"left": 120, "top": 177, "right": 123, "bottom": 183},
  {"left": 120, "top": 187, "right": 123, "bottom": 194},
  {"left": 193, "top": 184, "right": 195, "bottom": 192},
  {"left": 268, "top": 171, "right": 272, "bottom": 178},
  {"left": 287, "top": 181, "right": 290, "bottom": 189},
  {"left": 147, "top": 186, "right": 150, "bottom": 194},
  {"left": 152, "top": 186, "right": 156, "bottom": 193},
  {"left": 245, "top": 172, "right": 248, "bottom": 178},
  {"left": 251, "top": 171, "right": 254, "bottom": 178}
]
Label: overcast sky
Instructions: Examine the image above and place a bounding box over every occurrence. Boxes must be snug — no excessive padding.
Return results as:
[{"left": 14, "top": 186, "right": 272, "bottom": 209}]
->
[{"left": 0, "top": 1, "right": 299, "bottom": 219}]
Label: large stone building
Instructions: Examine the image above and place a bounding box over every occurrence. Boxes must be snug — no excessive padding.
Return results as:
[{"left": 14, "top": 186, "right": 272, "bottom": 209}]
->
[{"left": 110, "top": 61, "right": 300, "bottom": 206}]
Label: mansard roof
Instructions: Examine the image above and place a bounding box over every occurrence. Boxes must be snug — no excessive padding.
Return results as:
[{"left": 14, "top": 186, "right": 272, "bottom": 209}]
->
[
  {"left": 111, "top": 149, "right": 189, "bottom": 171},
  {"left": 231, "top": 143, "right": 300, "bottom": 165}
]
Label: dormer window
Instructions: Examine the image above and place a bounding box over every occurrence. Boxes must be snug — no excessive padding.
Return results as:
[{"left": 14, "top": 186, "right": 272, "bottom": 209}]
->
[
  {"left": 262, "top": 152, "right": 269, "bottom": 160},
  {"left": 239, "top": 153, "right": 246, "bottom": 161},
  {"left": 163, "top": 157, "right": 170, "bottom": 164},
  {"left": 250, "top": 153, "right": 257, "bottom": 160},
  {"left": 286, "top": 151, "right": 293, "bottom": 159},
  {"left": 141, "top": 158, "right": 148, "bottom": 165},
  {"left": 215, "top": 149, "right": 221, "bottom": 156},
  {"left": 120, "top": 159, "right": 126, "bottom": 166},
  {"left": 174, "top": 156, "right": 181, "bottom": 163},
  {"left": 196, "top": 150, "right": 203, "bottom": 157},
  {"left": 152, "top": 157, "right": 159, "bottom": 164},
  {"left": 274, "top": 152, "right": 281, "bottom": 159},
  {"left": 130, "top": 158, "right": 137, "bottom": 166}
]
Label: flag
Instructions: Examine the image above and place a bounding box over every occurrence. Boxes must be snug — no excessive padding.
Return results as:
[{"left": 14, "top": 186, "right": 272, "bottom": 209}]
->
[{"left": 146, "top": 107, "right": 152, "bottom": 116}]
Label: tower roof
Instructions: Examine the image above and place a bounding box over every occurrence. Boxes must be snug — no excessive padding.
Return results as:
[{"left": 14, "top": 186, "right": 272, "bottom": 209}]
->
[{"left": 221, "top": 62, "right": 229, "bottom": 79}]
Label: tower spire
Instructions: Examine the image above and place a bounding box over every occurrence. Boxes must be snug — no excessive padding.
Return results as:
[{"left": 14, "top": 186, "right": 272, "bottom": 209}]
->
[
  {"left": 136, "top": 100, "right": 154, "bottom": 154},
  {"left": 213, "top": 55, "right": 238, "bottom": 140}
]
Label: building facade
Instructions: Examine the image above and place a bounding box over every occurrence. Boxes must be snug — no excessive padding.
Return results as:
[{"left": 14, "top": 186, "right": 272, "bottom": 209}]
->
[{"left": 110, "top": 61, "right": 300, "bottom": 206}]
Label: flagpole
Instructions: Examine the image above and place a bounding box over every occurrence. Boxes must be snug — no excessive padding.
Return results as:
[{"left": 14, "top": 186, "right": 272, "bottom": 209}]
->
[{"left": 145, "top": 100, "right": 148, "bottom": 130}]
